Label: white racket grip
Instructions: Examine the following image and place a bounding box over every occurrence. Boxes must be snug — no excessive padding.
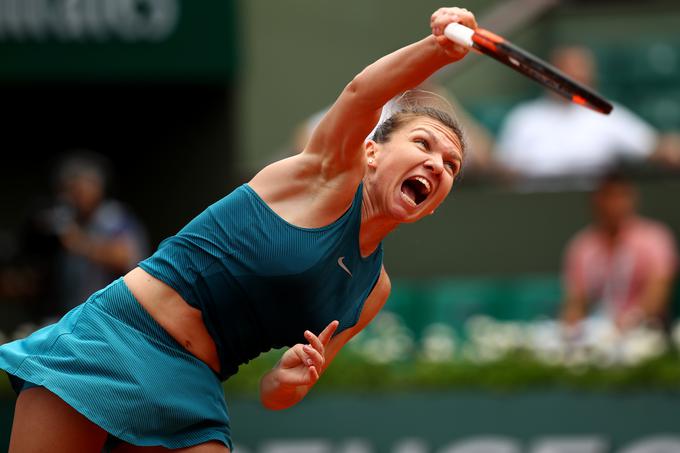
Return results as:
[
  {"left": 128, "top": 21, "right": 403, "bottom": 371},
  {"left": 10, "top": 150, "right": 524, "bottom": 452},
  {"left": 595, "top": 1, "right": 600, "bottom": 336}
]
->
[{"left": 443, "top": 23, "right": 473, "bottom": 49}]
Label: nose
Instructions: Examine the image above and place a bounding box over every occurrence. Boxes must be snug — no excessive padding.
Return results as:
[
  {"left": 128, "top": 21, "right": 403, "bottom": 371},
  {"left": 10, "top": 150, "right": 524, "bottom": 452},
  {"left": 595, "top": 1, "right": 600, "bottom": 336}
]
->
[{"left": 424, "top": 155, "right": 444, "bottom": 175}]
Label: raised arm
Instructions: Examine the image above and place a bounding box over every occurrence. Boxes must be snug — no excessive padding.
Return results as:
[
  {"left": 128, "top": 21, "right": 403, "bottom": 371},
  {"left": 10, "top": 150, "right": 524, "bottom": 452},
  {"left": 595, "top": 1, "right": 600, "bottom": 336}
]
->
[{"left": 304, "top": 8, "right": 477, "bottom": 178}]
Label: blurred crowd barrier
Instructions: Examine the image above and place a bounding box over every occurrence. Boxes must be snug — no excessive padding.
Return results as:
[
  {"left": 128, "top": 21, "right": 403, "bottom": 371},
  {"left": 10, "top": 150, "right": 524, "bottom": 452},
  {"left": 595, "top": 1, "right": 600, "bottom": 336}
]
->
[{"left": 226, "top": 393, "right": 679, "bottom": 453}]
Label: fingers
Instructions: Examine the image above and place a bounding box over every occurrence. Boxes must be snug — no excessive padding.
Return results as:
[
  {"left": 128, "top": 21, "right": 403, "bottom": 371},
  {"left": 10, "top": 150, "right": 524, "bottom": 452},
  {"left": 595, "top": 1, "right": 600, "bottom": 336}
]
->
[
  {"left": 303, "top": 327, "right": 329, "bottom": 370},
  {"left": 430, "top": 8, "right": 459, "bottom": 36},
  {"left": 429, "top": 7, "right": 476, "bottom": 61},
  {"left": 286, "top": 343, "right": 323, "bottom": 373},
  {"left": 293, "top": 365, "right": 320, "bottom": 386},
  {"left": 303, "top": 344, "right": 324, "bottom": 369},
  {"left": 277, "top": 364, "right": 319, "bottom": 387},
  {"left": 278, "top": 321, "right": 339, "bottom": 387},
  {"left": 299, "top": 320, "right": 338, "bottom": 372},
  {"left": 308, "top": 365, "right": 319, "bottom": 383},
  {"left": 430, "top": 7, "right": 477, "bottom": 36},
  {"left": 457, "top": 8, "right": 477, "bottom": 30},
  {"left": 436, "top": 34, "right": 467, "bottom": 54},
  {"left": 304, "top": 329, "right": 324, "bottom": 353},
  {"left": 317, "top": 320, "right": 339, "bottom": 346}
]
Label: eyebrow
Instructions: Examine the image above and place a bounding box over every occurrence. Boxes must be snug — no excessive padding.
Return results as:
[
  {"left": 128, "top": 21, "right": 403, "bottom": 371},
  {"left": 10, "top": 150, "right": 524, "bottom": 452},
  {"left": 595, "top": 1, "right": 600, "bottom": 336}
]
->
[{"left": 411, "top": 127, "right": 462, "bottom": 163}]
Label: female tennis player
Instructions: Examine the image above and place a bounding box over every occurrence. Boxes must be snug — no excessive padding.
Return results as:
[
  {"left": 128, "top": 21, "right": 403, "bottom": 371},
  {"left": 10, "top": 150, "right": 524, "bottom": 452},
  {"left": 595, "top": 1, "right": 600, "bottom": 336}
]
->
[{"left": 1, "top": 6, "right": 475, "bottom": 452}]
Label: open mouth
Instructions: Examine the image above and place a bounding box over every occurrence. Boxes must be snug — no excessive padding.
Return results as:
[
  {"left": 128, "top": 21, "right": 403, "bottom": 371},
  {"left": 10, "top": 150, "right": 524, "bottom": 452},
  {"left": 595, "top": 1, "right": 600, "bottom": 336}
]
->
[{"left": 400, "top": 176, "right": 432, "bottom": 207}]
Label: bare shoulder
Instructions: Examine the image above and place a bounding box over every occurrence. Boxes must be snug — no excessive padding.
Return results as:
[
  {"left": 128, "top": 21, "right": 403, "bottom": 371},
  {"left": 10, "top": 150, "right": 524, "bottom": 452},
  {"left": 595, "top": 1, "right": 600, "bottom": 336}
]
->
[
  {"left": 248, "top": 152, "right": 364, "bottom": 229},
  {"left": 249, "top": 152, "right": 323, "bottom": 200}
]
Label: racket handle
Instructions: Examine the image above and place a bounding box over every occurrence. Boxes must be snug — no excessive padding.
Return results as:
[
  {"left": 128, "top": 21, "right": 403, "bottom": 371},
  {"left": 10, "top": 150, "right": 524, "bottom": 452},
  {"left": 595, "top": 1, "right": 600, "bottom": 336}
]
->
[{"left": 443, "top": 23, "right": 473, "bottom": 48}]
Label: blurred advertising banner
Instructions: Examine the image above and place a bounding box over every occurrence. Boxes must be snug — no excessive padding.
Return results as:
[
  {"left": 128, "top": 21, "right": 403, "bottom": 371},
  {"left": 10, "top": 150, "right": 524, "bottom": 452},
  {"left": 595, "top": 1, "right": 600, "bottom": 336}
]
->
[
  {"left": 0, "top": 0, "right": 238, "bottom": 81},
  {"left": 228, "top": 392, "right": 680, "bottom": 453}
]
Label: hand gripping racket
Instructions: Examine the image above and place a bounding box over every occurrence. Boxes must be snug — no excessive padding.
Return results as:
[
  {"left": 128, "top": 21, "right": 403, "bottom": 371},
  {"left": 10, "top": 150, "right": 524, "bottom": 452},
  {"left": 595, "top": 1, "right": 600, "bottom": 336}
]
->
[{"left": 444, "top": 23, "right": 613, "bottom": 115}]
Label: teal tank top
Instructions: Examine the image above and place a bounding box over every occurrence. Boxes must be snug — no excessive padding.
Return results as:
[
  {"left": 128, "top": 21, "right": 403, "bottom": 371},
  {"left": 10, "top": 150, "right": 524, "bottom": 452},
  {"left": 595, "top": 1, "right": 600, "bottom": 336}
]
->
[{"left": 139, "top": 183, "right": 383, "bottom": 380}]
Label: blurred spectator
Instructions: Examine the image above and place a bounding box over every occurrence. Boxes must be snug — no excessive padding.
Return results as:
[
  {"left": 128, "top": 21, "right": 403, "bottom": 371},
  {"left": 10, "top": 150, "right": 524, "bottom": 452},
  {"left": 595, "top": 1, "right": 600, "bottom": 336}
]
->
[
  {"left": 561, "top": 172, "right": 678, "bottom": 331},
  {"left": 495, "top": 45, "right": 680, "bottom": 179},
  {"left": 13, "top": 151, "right": 148, "bottom": 317}
]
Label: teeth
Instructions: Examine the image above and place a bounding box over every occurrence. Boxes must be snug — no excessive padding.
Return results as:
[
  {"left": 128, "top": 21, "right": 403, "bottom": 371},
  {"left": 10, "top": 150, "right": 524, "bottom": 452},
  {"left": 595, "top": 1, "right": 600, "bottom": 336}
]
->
[
  {"left": 400, "top": 191, "right": 417, "bottom": 207},
  {"left": 414, "top": 176, "right": 431, "bottom": 194}
]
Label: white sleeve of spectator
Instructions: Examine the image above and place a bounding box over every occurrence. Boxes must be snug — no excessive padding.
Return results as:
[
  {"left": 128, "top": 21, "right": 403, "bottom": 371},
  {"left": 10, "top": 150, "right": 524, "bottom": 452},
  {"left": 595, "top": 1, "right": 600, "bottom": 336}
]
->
[
  {"left": 494, "top": 107, "right": 531, "bottom": 170},
  {"left": 609, "top": 104, "right": 658, "bottom": 158}
]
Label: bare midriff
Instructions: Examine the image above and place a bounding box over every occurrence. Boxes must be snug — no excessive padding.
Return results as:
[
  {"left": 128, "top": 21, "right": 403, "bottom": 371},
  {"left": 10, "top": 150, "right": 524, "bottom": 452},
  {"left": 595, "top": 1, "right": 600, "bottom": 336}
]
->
[{"left": 123, "top": 267, "right": 221, "bottom": 374}]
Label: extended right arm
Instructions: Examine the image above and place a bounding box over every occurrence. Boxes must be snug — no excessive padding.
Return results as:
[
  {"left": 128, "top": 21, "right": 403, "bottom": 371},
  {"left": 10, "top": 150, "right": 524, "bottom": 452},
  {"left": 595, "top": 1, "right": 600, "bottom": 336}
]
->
[{"left": 304, "top": 8, "right": 477, "bottom": 179}]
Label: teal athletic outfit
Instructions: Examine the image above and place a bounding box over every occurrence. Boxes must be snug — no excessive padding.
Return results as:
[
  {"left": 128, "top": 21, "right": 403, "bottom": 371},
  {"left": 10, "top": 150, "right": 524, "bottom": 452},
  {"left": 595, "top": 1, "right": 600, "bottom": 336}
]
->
[{"left": 0, "top": 182, "right": 383, "bottom": 450}]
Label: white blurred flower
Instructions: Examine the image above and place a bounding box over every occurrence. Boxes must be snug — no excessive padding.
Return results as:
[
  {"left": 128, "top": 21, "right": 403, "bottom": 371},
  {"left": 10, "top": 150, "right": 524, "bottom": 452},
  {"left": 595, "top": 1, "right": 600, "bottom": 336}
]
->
[
  {"left": 352, "top": 311, "right": 415, "bottom": 363},
  {"left": 498, "top": 322, "right": 527, "bottom": 350},
  {"left": 619, "top": 327, "right": 667, "bottom": 366},
  {"left": 578, "top": 318, "right": 621, "bottom": 367},
  {"left": 421, "top": 323, "right": 457, "bottom": 362},
  {"left": 526, "top": 320, "right": 566, "bottom": 366},
  {"left": 466, "top": 315, "right": 497, "bottom": 341},
  {"left": 350, "top": 311, "right": 671, "bottom": 368},
  {"left": 461, "top": 342, "right": 505, "bottom": 364},
  {"left": 466, "top": 317, "right": 532, "bottom": 362},
  {"left": 556, "top": 318, "right": 668, "bottom": 367},
  {"left": 372, "top": 312, "right": 403, "bottom": 333}
]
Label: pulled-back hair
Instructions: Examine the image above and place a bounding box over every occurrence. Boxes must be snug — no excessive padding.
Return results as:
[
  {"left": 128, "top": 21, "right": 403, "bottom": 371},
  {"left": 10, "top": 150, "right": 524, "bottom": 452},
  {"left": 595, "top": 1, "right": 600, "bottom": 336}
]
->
[{"left": 370, "top": 106, "right": 467, "bottom": 158}]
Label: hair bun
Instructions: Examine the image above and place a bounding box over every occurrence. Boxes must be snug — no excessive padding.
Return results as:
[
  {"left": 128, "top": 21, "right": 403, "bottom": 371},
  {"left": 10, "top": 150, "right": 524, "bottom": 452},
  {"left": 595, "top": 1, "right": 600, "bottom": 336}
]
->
[
  {"left": 367, "top": 89, "right": 458, "bottom": 142},
  {"left": 392, "top": 89, "right": 456, "bottom": 118}
]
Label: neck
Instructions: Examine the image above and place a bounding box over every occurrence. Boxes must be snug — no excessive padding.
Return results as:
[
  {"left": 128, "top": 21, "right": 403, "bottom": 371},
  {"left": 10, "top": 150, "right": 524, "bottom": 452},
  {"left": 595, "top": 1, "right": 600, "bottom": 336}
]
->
[
  {"left": 598, "top": 216, "right": 633, "bottom": 242},
  {"left": 359, "top": 184, "right": 398, "bottom": 257}
]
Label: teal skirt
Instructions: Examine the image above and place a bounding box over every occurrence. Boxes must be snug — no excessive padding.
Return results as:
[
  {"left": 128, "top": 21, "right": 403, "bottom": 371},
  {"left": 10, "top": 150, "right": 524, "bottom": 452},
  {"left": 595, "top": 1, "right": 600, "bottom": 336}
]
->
[{"left": 0, "top": 278, "right": 232, "bottom": 450}]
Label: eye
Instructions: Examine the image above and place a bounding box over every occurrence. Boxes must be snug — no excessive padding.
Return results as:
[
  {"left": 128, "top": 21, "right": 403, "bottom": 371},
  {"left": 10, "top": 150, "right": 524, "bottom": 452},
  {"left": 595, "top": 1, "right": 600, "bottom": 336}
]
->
[
  {"left": 445, "top": 161, "right": 459, "bottom": 173},
  {"left": 414, "top": 138, "right": 430, "bottom": 150}
]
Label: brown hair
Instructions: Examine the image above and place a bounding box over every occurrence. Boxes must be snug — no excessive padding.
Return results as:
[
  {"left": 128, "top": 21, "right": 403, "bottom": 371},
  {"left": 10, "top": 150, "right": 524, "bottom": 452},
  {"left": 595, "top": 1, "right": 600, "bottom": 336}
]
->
[{"left": 371, "top": 107, "right": 467, "bottom": 158}]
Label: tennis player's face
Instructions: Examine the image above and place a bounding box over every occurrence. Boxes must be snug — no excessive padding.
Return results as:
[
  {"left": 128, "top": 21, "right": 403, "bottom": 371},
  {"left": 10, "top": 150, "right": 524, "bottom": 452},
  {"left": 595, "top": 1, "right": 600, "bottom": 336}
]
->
[{"left": 367, "top": 116, "right": 463, "bottom": 223}]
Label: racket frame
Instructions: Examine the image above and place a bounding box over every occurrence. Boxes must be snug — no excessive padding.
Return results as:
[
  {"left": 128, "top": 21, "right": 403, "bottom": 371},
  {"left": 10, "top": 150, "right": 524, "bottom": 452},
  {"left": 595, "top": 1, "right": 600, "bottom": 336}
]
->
[{"left": 444, "top": 23, "right": 613, "bottom": 115}]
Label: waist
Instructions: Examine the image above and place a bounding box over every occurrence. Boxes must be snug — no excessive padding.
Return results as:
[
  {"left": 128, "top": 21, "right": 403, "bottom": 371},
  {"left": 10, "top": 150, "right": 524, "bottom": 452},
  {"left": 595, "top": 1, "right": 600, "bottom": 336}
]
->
[{"left": 123, "top": 267, "right": 221, "bottom": 374}]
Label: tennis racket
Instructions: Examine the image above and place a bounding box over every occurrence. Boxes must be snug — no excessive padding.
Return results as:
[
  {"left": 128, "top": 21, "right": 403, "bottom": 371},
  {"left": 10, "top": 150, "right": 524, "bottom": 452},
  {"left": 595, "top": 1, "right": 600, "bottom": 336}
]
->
[{"left": 444, "top": 23, "right": 613, "bottom": 115}]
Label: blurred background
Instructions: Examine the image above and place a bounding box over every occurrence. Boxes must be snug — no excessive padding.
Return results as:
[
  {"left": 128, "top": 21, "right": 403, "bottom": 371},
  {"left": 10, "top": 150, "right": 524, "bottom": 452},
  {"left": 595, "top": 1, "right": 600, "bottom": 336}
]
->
[{"left": 2, "top": 0, "right": 680, "bottom": 451}]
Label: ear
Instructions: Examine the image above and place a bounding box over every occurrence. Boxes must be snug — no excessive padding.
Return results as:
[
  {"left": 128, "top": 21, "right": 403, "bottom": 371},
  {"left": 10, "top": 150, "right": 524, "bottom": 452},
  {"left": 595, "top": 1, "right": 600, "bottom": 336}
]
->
[{"left": 365, "top": 140, "right": 379, "bottom": 169}]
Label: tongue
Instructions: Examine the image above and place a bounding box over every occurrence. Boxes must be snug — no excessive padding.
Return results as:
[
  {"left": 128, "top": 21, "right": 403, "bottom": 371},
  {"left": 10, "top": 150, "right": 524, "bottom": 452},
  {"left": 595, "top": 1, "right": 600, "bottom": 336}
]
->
[{"left": 402, "top": 183, "right": 417, "bottom": 204}]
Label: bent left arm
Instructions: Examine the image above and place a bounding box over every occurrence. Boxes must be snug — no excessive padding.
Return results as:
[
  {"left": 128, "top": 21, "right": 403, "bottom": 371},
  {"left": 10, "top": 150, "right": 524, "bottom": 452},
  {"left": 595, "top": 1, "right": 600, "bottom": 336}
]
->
[{"left": 259, "top": 268, "right": 391, "bottom": 410}]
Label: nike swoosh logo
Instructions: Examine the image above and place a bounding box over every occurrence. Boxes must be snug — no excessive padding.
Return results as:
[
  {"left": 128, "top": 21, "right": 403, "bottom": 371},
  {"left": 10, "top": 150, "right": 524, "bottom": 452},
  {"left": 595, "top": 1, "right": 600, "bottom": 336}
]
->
[{"left": 337, "top": 256, "right": 352, "bottom": 277}]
